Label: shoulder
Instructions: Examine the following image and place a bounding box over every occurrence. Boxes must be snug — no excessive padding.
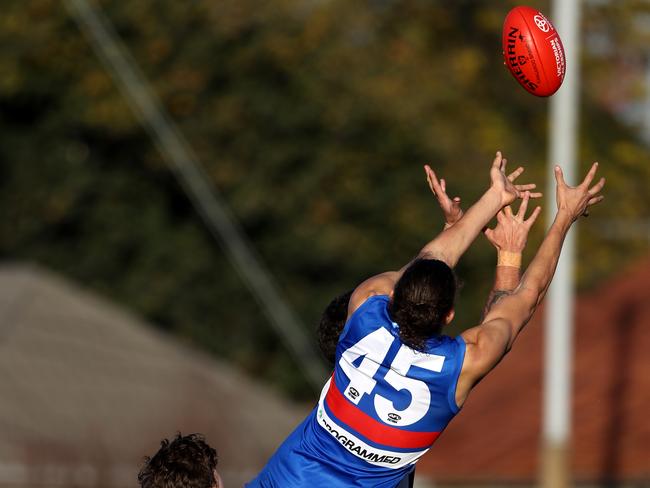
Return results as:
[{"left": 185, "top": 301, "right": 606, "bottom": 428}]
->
[
  {"left": 454, "top": 319, "right": 511, "bottom": 406},
  {"left": 439, "top": 335, "right": 467, "bottom": 368},
  {"left": 347, "top": 271, "right": 399, "bottom": 318},
  {"left": 422, "top": 334, "right": 462, "bottom": 352},
  {"left": 338, "top": 294, "right": 393, "bottom": 346},
  {"left": 347, "top": 294, "right": 391, "bottom": 325},
  {"left": 459, "top": 318, "right": 512, "bottom": 376}
]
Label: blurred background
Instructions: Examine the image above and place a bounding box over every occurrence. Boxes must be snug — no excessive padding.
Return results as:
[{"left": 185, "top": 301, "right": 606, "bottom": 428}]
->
[{"left": 0, "top": 0, "right": 648, "bottom": 486}]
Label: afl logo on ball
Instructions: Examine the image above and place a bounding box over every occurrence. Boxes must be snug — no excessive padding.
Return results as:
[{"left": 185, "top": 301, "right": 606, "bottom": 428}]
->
[{"left": 534, "top": 14, "right": 551, "bottom": 32}]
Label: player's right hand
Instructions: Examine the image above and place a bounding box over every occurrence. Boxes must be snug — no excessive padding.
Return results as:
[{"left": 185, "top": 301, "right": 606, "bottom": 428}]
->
[
  {"left": 484, "top": 192, "right": 541, "bottom": 253},
  {"left": 489, "top": 151, "right": 541, "bottom": 207},
  {"left": 554, "top": 162, "right": 605, "bottom": 221}
]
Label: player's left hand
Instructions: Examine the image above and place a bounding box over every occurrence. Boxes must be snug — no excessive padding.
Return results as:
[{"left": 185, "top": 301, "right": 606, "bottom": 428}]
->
[
  {"left": 425, "top": 159, "right": 541, "bottom": 230},
  {"left": 424, "top": 165, "right": 463, "bottom": 229}
]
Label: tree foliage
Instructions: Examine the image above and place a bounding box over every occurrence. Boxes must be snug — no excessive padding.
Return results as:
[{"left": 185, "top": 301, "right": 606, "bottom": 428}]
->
[{"left": 1, "top": 0, "right": 648, "bottom": 398}]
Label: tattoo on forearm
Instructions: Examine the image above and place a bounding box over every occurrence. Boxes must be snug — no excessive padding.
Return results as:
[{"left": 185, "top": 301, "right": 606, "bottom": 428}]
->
[{"left": 481, "top": 290, "right": 512, "bottom": 321}]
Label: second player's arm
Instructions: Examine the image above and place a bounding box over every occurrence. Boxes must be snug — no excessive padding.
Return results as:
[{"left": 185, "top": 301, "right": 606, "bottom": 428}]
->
[
  {"left": 418, "top": 153, "right": 536, "bottom": 268},
  {"left": 480, "top": 193, "right": 541, "bottom": 319},
  {"left": 348, "top": 152, "right": 538, "bottom": 316}
]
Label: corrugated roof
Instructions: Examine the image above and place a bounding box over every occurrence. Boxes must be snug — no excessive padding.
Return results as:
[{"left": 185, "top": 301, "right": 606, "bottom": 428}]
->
[
  {"left": 0, "top": 263, "right": 307, "bottom": 487},
  {"left": 418, "top": 255, "right": 650, "bottom": 484}
]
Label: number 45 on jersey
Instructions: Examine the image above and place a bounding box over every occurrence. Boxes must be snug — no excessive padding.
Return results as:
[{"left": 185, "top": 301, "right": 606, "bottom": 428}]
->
[{"left": 338, "top": 328, "right": 445, "bottom": 427}]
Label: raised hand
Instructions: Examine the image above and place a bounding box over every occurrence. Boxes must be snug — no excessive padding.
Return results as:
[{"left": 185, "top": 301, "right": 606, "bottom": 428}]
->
[
  {"left": 424, "top": 161, "right": 540, "bottom": 230},
  {"left": 507, "top": 166, "right": 543, "bottom": 199},
  {"left": 484, "top": 192, "right": 542, "bottom": 253},
  {"left": 424, "top": 165, "right": 463, "bottom": 229},
  {"left": 489, "top": 151, "right": 541, "bottom": 207},
  {"left": 555, "top": 162, "right": 605, "bottom": 221}
]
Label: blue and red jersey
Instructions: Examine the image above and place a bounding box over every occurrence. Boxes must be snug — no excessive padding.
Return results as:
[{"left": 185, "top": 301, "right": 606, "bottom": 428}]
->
[{"left": 248, "top": 295, "right": 466, "bottom": 487}]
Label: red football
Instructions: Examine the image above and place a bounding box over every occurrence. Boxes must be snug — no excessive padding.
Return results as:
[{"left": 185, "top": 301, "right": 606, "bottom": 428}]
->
[{"left": 502, "top": 6, "right": 566, "bottom": 97}]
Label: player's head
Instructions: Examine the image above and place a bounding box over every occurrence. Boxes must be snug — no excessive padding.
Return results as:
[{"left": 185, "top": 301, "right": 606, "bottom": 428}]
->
[
  {"left": 317, "top": 290, "right": 353, "bottom": 366},
  {"left": 138, "top": 433, "right": 222, "bottom": 488},
  {"left": 388, "top": 258, "right": 456, "bottom": 351}
]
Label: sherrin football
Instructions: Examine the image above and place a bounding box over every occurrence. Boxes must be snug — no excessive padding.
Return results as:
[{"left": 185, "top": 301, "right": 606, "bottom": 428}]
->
[{"left": 502, "top": 6, "right": 566, "bottom": 97}]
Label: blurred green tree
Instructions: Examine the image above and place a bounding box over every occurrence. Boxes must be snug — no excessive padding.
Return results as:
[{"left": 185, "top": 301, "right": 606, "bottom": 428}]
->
[{"left": 0, "top": 0, "right": 648, "bottom": 398}]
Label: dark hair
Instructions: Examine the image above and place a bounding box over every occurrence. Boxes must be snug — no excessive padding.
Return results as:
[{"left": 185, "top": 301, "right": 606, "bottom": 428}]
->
[
  {"left": 138, "top": 433, "right": 219, "bottom": 488},
  {"left": 388, "top": 258, "right": 456, "bottom": 351},
  {"left": 317, "top": 290, "right": 353, "bottom": 366}
]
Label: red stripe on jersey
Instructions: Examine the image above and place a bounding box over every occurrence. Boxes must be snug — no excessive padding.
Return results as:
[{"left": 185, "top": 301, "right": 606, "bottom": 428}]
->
[{"left": 325, "top": 376, "right": 440, "bottom": 450}]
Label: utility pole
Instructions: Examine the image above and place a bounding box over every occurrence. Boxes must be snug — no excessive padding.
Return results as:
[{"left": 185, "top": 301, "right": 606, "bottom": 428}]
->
[{"left": 542, "top": 1, "right": 582, "bottom": 487}]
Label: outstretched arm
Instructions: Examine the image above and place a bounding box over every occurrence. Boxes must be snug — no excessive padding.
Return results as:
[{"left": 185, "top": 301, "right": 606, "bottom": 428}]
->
[
  {"left": 428, "top": 172, "right": 464, "bottom": 230},
  {"left": 418, "top": 152, "right": 539, "bottom": 268},
  {"left": 434, "top": 174, "right": 541, "bottom": 319},
  {"left": 317, "top": 173, "right": 468, "bottom": 365},
  {"left": 457, "top": 163, "right": 606, "bottom": 405},
  {"left": 348, "top": 152, "right": 540, "bottom": 317},
  {"left": 481, "top": 192, "right": 542, "bottom": 320}
]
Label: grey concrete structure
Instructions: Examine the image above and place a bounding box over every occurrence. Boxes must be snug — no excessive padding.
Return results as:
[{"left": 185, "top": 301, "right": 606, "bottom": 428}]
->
[{"left": 0, "top": 264, "right": 306, "bottom": 487}]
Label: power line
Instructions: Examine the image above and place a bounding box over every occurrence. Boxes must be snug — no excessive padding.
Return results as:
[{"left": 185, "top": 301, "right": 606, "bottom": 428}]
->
[{"left": 63, "top": 0, "right": 328, "bottom": 392}]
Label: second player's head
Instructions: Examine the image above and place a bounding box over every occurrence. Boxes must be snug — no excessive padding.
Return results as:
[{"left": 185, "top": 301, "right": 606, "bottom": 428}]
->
[
  {"left": 388, "top": 258, "right": 456, "bottom": 351},
  {"left": 318, "top": 290, "right": 354, "bottom": 366},
  {"left": 138, "top": 433, "right": 222, "bottom": 488}
]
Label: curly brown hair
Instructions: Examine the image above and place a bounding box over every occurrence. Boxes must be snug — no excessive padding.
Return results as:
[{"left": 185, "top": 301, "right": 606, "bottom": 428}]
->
[
  {"left": 138, "top": 433, "right": 219, "bottom": 488},
  {"left": 388, "top": 258, "right": 456, "bottom": 351},
  {"left": 317, "top": 290, "right": 353, "bottom": 366}
]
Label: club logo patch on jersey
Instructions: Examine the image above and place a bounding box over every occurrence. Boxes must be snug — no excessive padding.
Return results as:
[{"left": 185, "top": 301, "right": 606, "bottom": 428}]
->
[{"left": 387, "top": 413, "right": 401, "bottom": 424}]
